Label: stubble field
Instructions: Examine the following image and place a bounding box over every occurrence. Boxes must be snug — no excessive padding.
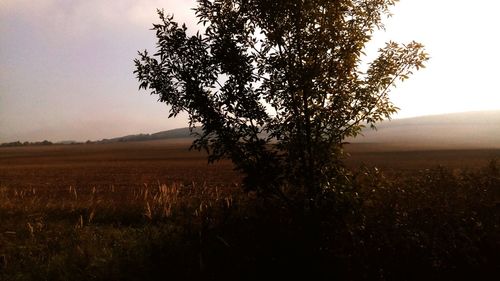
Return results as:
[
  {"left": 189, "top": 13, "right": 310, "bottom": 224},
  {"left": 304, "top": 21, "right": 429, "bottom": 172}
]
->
[
  {"left": 0, "top": 139, "right": 238, "bottom": 190},
  {"left": 3, "top": 139, "right": 500, "bottom": 189},
  {"left": 0, "top": 140, "right": 499, "bottom": 280}
]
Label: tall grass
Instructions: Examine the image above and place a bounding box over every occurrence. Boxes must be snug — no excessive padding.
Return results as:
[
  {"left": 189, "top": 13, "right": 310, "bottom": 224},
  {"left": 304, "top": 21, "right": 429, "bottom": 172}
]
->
[
  {"left": 0, "top": 181, "right": 247, "bottom": 280},
  {"left": 0, "top": 161, "right": 498, "bottom": 280}
]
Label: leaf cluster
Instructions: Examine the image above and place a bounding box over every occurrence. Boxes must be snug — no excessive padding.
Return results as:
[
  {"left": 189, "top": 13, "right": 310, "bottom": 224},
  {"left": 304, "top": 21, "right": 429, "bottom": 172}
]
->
[{"left": 134, "top": 0, "right": 428, "bottom": 204}]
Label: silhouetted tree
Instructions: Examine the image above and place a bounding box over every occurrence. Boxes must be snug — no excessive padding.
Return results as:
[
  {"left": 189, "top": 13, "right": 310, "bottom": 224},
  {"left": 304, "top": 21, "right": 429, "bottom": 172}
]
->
[{"left": 134, "top": 0, "right": 428, "bottom": 209}]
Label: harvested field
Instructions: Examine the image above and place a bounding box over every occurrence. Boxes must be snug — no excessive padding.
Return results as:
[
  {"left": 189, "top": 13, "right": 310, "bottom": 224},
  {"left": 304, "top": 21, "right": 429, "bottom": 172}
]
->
[
  {"left": 2, "top": 140, "right": 499, "bottom": 190},
  {"left": 0, "top": 140, "right": 498, "bottom": 280},
  {"left": 0, "top": 139, "right": 238, "bottom": 191}
]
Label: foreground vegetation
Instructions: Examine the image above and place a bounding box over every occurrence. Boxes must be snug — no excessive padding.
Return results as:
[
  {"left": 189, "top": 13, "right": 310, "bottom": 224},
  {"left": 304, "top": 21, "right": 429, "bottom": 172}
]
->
[{"left": 0, "top": 161, "right": 498, "bottom": 280}]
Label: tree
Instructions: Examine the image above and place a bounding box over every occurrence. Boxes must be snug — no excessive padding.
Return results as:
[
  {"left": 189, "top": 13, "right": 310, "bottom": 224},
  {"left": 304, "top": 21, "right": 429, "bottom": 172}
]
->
[{"left": 134, "top": 0, "right": 428, "bottom": 209}]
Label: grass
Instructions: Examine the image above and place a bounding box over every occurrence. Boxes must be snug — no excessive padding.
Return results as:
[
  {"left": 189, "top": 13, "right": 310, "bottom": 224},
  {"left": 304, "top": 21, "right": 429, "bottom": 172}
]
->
[
  {"left": 0, "top": 142, "right": 499, "bottom": 280},
  {"left": 0, "top": 181, "right": 247, "bottom": 280}
]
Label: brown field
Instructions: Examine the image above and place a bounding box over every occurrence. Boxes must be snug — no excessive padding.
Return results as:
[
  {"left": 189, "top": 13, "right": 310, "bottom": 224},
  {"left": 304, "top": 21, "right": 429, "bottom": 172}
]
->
[
  {"left": 0, "top": 139, "right": 238, "bottom": 191},
  {"left": 345, "top": 143, "right": 500, "bottom": 170},
  {"left": 2, "top": 139, "right": 499, "bottom": 190},
  {"left": 0, "top": 139, "right": 498, "bottom": 280}
]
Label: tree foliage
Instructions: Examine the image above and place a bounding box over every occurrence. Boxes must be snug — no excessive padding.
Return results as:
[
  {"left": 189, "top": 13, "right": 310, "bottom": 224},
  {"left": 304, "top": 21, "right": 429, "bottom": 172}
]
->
[{"left": 134, "top": 0, "right": 428, "bottom": 207}]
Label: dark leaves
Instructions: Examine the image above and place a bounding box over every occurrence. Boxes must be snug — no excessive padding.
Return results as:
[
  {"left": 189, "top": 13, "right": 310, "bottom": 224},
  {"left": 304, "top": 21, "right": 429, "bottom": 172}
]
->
[{"left": 134, "top": 0, "right": 428, "bottom": 203}]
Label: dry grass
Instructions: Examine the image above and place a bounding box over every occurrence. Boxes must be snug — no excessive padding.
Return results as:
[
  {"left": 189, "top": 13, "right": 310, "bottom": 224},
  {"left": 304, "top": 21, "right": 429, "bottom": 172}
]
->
[
  {"left": 0, "top": 141, "right": 498, "bottom": 280},
  {"left": 0, "top": 181, "right": 249, "bottom": 281},
  {"left": 0, "top": 181, "right": 240, "bottom": 224}
]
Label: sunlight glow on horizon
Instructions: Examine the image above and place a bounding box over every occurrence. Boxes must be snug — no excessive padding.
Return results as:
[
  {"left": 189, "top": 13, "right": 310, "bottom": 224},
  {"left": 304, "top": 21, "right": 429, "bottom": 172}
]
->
[
  {"left": 1, "top": 0, "right": 499, "bottom": 142},
  {"left": 371, "top": 0, "right": 500, "bottom": 118}
]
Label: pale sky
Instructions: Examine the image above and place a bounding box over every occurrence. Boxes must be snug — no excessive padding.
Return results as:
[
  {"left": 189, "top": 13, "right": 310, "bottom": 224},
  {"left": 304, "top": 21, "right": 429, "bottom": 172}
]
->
[{"left": 1, "top": 0, "right": 499, "bottom": 142}]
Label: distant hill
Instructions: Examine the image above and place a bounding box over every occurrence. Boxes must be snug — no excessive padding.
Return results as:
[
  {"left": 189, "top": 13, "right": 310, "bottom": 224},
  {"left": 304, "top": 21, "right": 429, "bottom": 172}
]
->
[
  {"left": 348, "top": 110, "right": 500, "bottom": 149},
  {"left": 4, "top": 111, "right": 498, "bottom": 149},
  {"left": 93, "top": 110, "right": 500, "bottom": 149},
  {"left": 97, "top": 127, "right": 199, "bottom": 143}
]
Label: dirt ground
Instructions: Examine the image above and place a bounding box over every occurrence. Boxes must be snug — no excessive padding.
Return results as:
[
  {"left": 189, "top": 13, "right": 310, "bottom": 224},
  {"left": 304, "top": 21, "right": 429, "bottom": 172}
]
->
[{"left": 1, "top": 139, "right": 499, "bottom": 190}]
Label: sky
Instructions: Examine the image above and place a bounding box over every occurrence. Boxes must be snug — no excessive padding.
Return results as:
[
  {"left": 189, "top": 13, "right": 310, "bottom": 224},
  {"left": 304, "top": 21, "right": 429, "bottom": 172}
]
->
[{"left": 1, "top": 0, "right": 499, "bottom": 142}]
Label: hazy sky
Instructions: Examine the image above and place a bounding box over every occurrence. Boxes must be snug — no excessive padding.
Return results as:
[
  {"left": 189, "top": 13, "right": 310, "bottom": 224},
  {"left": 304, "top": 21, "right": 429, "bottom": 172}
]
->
[{"left": 1, "top": 0, "right": 499, "bottom": 142}]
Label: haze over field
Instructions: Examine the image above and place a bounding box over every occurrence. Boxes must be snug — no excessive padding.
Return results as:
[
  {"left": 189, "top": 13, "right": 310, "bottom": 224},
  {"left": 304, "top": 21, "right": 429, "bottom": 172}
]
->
[
  {"left": 349, "top": 110, "right": 500, "bottom": 149},
  {"left": 1, "top": 0, "right": 500, "bottom": 143},
  {"left": 21, "top": 110, "right": 495, "bottom": 151}
]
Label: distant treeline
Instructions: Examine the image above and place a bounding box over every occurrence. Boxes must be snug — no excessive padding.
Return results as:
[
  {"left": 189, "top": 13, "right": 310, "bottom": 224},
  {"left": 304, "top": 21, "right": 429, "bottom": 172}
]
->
[
  {"left": 0, "top": 140, "right": 56, "bottom": 147},
  {"left": 0, "top": 128, "right": 198, "bottom": 148},
  {"left": 98, "top": 127, "right": 198, "bottom": 143}
]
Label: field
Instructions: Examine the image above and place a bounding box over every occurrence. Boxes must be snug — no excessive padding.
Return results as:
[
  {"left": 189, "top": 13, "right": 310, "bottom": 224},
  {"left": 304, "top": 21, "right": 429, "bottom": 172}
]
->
[
  {"left": 0, "top": 140, "right": 499, "bottom": 280},
  {"left": 3, "top": 139, "right": 500, "bottom": 189},
  {"left": 0, "top": 139, "right": 238, "bottom": 190}
]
